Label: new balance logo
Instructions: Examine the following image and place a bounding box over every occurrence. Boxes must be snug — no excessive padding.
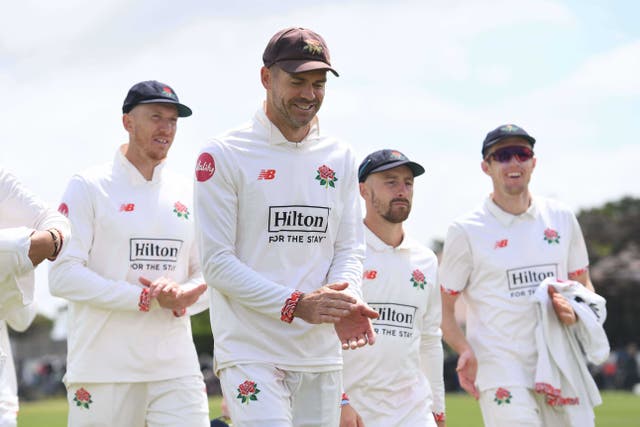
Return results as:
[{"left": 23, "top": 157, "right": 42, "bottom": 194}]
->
[
  {"left": 258, "top": 169, "right": 276, "bottom": 180},
  {"left": 495, "top": 239, "right": 508, "bottom": 249},
  {"left": 120, "top": 203, "right": 135, "bottom": 212},
  {"left": 363, "top": 270, "right": 378, "bottom": 280}
]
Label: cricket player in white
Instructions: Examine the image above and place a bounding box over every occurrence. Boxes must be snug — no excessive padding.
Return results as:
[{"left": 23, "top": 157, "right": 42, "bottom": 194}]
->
[
  {"left": 440, "top": 124, "right": 598, "bottom": 427},
  {"left": 341, "top": 149, "right": 445, "bottom": 427},
  {"left": 49, "top": 81, "right": 209, "bottom": 427},
  {"left": 195, "top": 27, "right": 378, "bottom": 427},
  {"left": 0, "top": 168, "right": 70, "bottom": 426}
]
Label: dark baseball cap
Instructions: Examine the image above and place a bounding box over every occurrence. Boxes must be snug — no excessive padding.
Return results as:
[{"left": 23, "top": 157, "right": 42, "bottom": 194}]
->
[
  {"left": 358, "top": 149, "right": 425, "bottom": 182},
  {"left": 122, "top": 80, "right": 192, "bottom": 117},
  {"left": 263, "top": 27, "right": 339, "bottom": 77},
  {"left": 482, "top": 124, "right": 535, "bottom": 157}
]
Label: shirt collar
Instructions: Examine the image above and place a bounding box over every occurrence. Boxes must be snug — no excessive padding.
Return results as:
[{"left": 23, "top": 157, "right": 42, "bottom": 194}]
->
[
  {"left": 115, "top": 144, "right": 166, "bottom": 185},
  {"left": 484, "top": 195, "right": 538, "bottom": 226},
  {"left": 255, "top": 104, "right": 320, "bottom": 146},
  {"left": 364, "top": 223, "right": 416, "bottom": 252}
]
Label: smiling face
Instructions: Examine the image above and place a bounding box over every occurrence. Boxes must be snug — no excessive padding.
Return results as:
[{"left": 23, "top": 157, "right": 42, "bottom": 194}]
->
[
  {"left": 123, "top": 103, "right": 178, "bottom": 167},
  {"left": 261, "top": 65, "right": 326, "bottom": 142},
  {"left": 481, "top": 137, "right": 536, "bottom": 198}
]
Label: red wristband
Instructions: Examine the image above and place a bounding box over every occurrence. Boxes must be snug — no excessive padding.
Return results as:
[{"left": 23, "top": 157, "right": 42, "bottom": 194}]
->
[
  {"left": 341, "top": 392, "right": 350, "bottom": 406},
  {"left": 280, "top": 290, "right": 303, "bottom": 323},
  {"left": 434, "top": 412, "right": 446, "bottom": 422},
  {"left": 138, "top": 288, "right": 151, "bottom": 312}
]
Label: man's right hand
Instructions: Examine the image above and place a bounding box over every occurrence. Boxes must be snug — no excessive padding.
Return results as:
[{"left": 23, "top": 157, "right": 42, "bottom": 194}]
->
[
  {"left": 340, "top": 403, "right": 365, "bottom": 427},
  {"left": 456, "top": 348, "right": 479, "bottom": 399},
  {"left": 293, "top": 282, "right": 358, "bottom": 324},
  {"left": 139, "top": 277, "right": 207, "bottom": 312}
]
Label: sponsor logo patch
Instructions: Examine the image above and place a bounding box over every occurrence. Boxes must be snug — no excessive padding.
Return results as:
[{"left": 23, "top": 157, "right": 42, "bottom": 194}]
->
[
  {"left": 120, "top": 203, "right": 135, "bottom": 212},
  {"left": 268, "top": 205, "right": 329, "bottom": 233},
  {"left": 58, "top": 202, "right": 69, "bottom": 217},
  {"left": 370, "top": 303, "right": 417, "bottom": 330},
  {"left": 494, "top": 239, "right": 508, "bottom": 249},
  {"left": 129, "top": 238, "right": 183, "bottom": 262},
  {"left": 507, "top": 263, "right": 557, "bottom": 293},
  {"left": 195, "top": 152, "right": 216, "bottom": 182},
  {"left": 258, "top": 169, "right": 276, "bottom": 180},
  {"left": 363, "top": 270, "right": 377, "bottom": 280}
]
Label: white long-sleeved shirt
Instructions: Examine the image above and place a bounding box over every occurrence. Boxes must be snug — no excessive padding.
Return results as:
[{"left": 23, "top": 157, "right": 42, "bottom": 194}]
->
[
  {"left": 0, "top": 168, "right": 70, "bottom": 312},
  {"left": 194, "top": 108, "right": 365, "bottom": 373},
  {"left": 439, "top": 196, "right": 589, "bottom": 391},
  {"left": 49, "top": 146, "right": 205, "bottom": 383},
  {"left": 343, "top": 226, "right": 444, "bottom": 426}
]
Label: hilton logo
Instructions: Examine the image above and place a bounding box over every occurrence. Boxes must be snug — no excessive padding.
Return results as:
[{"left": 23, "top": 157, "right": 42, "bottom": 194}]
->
[
  {"left": 369, "top": 303, "right": 417, "bottom": 330},
  {"left": 268, "top": 205, "right": 330, "bottom": 233},
  {"left": 506, "top": 264, "right": 557, "bottom": 290},
  {"left": 129, "top": 238, "right": 183, "bottom": 262}
]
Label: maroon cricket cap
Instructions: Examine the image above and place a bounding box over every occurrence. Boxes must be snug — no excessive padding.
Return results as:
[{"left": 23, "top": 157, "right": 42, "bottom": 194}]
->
[{"left": 262, "top": 27, "right": 339, "bottom": 77}]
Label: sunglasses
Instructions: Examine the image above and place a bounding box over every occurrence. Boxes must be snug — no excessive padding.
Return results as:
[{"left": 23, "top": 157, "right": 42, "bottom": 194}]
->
[{"left": 486, "top": 146, "right": 534, "bottom": 163}]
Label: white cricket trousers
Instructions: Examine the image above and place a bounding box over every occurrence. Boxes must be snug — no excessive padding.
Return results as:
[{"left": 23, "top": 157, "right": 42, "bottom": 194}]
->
[
  {"left": 66, "top": 375, "right": 209, "bottom": 427},
  {"left": 220, "top": 363, "right": 342, "bottom": 427},
  {"left": 479, "top": 386, "right": 572, "bottom": 427}
]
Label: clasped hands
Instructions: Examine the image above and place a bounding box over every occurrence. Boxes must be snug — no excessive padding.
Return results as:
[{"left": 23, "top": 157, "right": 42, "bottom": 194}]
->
[{"left": 139, "top": 276, "right": 207, "bottom": 313}]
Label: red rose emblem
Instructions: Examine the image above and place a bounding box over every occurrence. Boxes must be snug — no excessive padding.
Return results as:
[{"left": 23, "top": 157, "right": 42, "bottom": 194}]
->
[
  {"left": 238, "top": 380, "right": 256, "bottom": 396},
  {"left": 73, "top": 387, "right": 93, "bottom": 409},
  {"left": 495, "top": 388, "right": 510, "bottom": 399},
  {"left": 494, "top": 387, "right": 512, "bottom": 405},
  {"left": 236, "top": 380, "right": 261, "bottom": 404},
  {"left": 318, "top": 165, "right": 335, "bottom": 180},
  {"left": 543, "top": 228, "right": 560, "bottom": 244},
  {"left": 315, "top": 165, "right": 338, "bottom": 188},
  {"left": 173, "top": 201, "right": 190, "bottom": 219},
  {"left": 410, "top": 268, "right": 426, "bottom": 290}
]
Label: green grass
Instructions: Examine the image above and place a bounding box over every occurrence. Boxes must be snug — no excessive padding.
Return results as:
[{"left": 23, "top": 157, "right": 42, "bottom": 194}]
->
[{"left": 18, "top": 391, "right": 640, "bottom": 426}]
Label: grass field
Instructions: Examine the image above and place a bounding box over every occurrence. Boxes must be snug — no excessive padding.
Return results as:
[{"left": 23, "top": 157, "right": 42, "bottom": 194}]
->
[{"left": 18, "top": 391, "right": 640, "bottom": 426}]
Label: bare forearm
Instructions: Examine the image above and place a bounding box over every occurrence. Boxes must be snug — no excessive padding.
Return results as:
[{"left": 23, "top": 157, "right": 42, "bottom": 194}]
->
[{"left": 441, "top": 294, "right": 471, "bottom": 355}]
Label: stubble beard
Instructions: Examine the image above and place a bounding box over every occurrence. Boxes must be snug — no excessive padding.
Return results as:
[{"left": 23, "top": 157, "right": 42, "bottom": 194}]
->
[{"left": 374, "top": 196, "right": 411, "bottom": 224}]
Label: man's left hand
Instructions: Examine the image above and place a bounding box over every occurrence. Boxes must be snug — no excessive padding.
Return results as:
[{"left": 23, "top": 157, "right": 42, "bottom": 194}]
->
[{"left": 548, "top": 286, "right": 577, "bottom": 325}]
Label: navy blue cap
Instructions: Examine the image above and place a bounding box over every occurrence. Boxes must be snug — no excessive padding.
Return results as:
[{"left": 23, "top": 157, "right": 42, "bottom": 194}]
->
[
  {"left": 482, "top": 124, "right": 535, "bottom": 156},
  {"left": 122, "top": 80, "right": 192, "bottom": 117},
  {"left": 358, "top": 149, "right": 425, "bottom": 182}
]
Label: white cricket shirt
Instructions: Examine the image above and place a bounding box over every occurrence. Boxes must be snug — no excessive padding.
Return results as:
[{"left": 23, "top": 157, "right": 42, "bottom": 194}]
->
[
  {"left": 194, "top": 108, "right": 365, "bottom": 373},
  {"left": 343, "top": 226, "right": 444, "bottom": 425},
  {"left": 49, "top": 147, "right": 204, "bottom": 383},
  {"left": 439, "top": 196, "right": 589, "bottom": 391},
  {"left": 0, "top": 168, "right": 70, "bottom": 311}
]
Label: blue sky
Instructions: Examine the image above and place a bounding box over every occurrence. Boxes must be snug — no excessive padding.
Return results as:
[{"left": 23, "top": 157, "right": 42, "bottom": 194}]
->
[{"left": 2, "top": 0, "right": 638, "bottom": 317}]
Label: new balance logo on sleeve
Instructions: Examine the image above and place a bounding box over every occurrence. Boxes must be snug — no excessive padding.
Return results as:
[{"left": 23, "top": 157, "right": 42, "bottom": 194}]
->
[{"left": 258, "top": 169, "right": 276, "bottom": 180}]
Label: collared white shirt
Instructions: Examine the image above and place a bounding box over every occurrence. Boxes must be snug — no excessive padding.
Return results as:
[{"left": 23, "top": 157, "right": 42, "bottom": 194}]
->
[
  {"left": 439, "top": 196, "right": 589, "bottom": 391},
  {"left": 49, "top": 147, "right": 204, "bottom": 383},
  {"left": 195, "top": 107, "right": 364, "bottom": 373},
  {"left": 343, "top": 226, "right": 444, "bottom": 425}
]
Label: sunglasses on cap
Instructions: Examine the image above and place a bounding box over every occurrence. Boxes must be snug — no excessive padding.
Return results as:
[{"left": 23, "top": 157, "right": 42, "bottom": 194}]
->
[{"left": 486, "top": 146, "right": 534, "bottom": 163}]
